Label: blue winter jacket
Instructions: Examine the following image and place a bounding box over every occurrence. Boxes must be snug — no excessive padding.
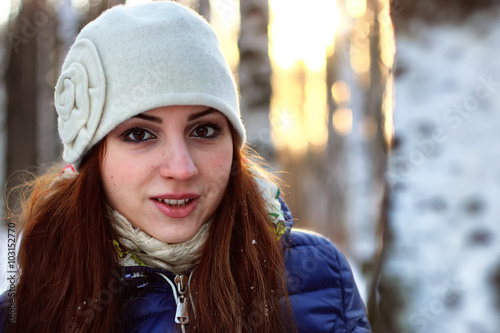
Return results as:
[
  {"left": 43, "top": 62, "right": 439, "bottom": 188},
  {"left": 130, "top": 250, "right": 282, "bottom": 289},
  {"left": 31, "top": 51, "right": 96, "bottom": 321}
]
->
[{"left": 0, "top": 200, "right": 371, "bottom": 332}]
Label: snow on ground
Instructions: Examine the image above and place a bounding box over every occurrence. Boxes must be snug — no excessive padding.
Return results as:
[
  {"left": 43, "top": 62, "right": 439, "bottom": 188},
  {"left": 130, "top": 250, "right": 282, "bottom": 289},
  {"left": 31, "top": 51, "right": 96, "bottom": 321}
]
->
[{"left": 386, "top": 6, "right": 500, "bottom": 333}]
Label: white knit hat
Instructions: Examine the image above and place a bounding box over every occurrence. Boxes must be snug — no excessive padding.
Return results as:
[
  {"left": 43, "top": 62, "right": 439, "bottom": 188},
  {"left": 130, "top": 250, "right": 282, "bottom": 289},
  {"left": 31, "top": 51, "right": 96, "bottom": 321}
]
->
[{"left": 54, "top": 1, "right": 245, "bottom": 168}]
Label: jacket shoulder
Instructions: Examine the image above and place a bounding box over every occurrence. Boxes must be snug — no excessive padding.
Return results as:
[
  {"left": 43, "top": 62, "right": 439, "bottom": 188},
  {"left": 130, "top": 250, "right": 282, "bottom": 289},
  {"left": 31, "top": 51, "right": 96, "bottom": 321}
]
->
[
  {"left": 286, "top": 228, "right": 334, "bottom": 248},
  {"left": 284, "top": 229, "right": 355, "bottom": 295},
  {"left": 284, "top": 229, "right": 372, "bottom": 333}
]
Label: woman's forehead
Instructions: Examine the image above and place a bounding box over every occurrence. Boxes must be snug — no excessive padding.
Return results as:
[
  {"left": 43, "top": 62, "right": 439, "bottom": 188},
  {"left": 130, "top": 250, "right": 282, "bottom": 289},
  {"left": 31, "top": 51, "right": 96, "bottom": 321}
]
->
[
  {"left": 145, "top": 105, "right": 213, "bottom": 114},
  {"left": 133, "top": 106, "right": 224, "bottom": 121}
]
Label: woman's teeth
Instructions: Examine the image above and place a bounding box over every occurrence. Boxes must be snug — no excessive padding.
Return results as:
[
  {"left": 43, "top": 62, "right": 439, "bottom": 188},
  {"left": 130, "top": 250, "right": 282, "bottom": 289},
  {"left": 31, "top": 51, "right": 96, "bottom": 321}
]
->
[{"left": 156, "top": 198, "right": 191, "bottom": 207}]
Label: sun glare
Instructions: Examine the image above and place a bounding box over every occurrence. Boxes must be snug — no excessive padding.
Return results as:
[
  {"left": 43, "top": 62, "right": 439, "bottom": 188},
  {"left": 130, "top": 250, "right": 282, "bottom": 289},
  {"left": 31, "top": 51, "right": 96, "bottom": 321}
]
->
[
  {"left": 270, "top": 0, "right": 339, "bottom": 71},
  {"left": 304, "top": 76, "right": 328, "bottom": 152},
  {"left": 332, "top": 107, "right": 353, "bottom": 136},
  {"left": 346, "top": 0, "right": 366, "bottom": 19},
  {"left": 209, "top": 0, "right": 241, "bottom": 71},
  {"left": 331, "top": 80, "right": 351, "bottom": 106},
  {"left": 0, "top": 0, "right": 11, "bottom": 25},
  {"left": 269, "top": 0, "right": 339, "bottom": 154},
  {"left": 379, "top": 8, "right": 395, "bottom": 69}
]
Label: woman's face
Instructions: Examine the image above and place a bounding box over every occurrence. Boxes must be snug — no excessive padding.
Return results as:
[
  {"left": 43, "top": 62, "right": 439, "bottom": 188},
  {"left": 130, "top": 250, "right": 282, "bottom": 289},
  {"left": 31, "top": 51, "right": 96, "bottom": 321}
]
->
[{"left": 101, "top": 105, "right": 233, "bottom": 243}]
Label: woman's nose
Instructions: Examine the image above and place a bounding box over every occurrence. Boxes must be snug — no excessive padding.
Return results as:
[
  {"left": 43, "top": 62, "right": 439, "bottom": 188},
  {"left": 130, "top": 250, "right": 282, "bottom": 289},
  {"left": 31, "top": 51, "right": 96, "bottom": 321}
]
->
[{"left": 158, "top": 142, "right": 199, "bottom": 180}]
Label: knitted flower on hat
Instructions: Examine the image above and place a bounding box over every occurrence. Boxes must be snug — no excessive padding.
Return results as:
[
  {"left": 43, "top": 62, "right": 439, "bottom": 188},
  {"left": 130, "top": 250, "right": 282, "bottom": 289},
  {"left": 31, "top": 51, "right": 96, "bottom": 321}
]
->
[{"left": 55, "top": 39, "right": 106, "bottom": 163}]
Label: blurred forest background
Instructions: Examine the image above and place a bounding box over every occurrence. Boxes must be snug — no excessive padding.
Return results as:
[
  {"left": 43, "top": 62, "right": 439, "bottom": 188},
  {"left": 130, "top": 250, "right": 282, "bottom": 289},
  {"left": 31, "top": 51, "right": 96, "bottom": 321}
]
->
[{"left": 1, "top": 0, "right": 500, "bottom": 331}]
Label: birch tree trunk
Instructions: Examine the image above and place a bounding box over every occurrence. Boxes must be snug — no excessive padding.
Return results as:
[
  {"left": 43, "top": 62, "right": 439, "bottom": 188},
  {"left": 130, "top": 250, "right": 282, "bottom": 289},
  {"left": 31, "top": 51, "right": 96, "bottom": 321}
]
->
[
  {"left": 0, "top": 11, "right": 10, "bottom": 209},
  {"left": 373, "top": 1, "right": 500, "bottom": 332},
  {"left": 238, "top": 0, "right": 273, "bottom": 159},
  {"left": 36, "top": 0, "right": 59, "bottom": 168},
  {"left": 0, "top": 4, "right": 11, "bottom": 293},
  {"left": 6, "top": 0, "right": 43, "bottom": 191},
  {"left": 5, "top": 0, "right": 124, "bottom": 195},
  {"left": 345, "top": 0, "right": 391, "bottom": 297}
]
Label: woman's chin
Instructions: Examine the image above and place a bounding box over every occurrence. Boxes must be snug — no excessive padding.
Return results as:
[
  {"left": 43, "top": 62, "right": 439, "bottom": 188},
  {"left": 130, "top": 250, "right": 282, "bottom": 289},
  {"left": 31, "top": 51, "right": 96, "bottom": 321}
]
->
[{"left": 148, "top": 227, "right": 202, "bottom": 244}]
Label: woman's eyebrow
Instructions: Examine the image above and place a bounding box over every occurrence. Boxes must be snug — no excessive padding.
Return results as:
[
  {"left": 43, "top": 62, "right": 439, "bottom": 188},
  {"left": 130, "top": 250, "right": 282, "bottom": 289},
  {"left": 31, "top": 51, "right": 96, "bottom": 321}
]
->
[
  {"left": 132, "top": 114, "right": 163, "bottom": 123},
  {"left": 188, "top": 108, "right": 215, "bottom": 121}
]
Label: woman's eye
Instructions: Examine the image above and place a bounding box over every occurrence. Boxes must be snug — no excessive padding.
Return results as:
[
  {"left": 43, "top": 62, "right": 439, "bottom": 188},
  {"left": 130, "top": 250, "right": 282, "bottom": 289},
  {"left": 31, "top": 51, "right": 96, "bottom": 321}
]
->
[
  {"left": 191, "top": 123, "right": 221, "bottom": 138},
  {"left": 121, "top": 128, "right": 156, "bottom": 142}
]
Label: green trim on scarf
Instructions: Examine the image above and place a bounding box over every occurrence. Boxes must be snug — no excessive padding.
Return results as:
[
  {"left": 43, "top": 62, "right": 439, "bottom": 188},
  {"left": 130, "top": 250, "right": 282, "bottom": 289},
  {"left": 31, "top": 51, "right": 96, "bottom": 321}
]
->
[{"left": 113, "top": 239, "right": 147, "bottom": 267}]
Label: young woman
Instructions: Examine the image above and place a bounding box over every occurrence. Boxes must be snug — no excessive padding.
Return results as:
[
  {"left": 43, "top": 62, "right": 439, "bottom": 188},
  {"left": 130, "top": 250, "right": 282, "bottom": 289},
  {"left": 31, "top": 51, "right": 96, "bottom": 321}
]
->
[{"left": 0, "top": 2, "right": 371, "bottom": 332}]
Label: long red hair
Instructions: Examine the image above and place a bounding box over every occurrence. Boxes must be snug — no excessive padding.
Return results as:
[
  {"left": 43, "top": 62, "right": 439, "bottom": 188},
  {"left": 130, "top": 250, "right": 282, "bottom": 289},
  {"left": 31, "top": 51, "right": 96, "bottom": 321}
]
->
[
  {"left": 9, "top": 143, "right": 119, "bottom": 332},
  {"left": 8, "top": 130, "right": 293, "bottom": 332}
]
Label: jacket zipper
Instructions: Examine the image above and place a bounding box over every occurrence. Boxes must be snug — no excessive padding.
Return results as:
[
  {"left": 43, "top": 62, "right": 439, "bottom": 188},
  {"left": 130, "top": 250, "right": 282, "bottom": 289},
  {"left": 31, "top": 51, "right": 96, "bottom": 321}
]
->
[
  {"left": 174, "top": 274, "right": 189, "bottom": 330},
  {"left": 157, "top": 272, "right": 191, "bottom": 333}
]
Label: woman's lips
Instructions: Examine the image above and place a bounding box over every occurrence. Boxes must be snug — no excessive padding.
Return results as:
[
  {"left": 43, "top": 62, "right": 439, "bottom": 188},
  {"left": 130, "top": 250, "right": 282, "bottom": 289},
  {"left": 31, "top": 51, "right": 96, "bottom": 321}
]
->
[{"left": 151, "top": 196, "right": 198, "bottom": 218}]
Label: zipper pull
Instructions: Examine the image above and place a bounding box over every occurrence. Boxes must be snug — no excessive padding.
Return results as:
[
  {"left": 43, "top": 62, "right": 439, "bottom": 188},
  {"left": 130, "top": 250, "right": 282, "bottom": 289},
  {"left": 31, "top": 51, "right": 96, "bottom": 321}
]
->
[{"left": 174, "top": 274, "right": 189, "bottom": 326}]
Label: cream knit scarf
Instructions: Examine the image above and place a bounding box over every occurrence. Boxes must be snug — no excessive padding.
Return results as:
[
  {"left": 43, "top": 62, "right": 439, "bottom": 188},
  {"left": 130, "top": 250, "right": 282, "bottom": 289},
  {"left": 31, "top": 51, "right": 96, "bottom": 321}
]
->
[{"left": 110, "top": 208, "right": 210, "bottom": 275}]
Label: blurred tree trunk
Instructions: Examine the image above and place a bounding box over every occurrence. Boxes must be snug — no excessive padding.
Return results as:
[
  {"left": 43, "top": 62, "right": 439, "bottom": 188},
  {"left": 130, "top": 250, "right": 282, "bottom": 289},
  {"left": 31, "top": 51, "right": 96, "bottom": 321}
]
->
[
  {"left": 0, "top": 10, "right": 9, "bottom": 215},
  {"left": 372, "top": 1, "right": 500, "bottom": 332},
  {"left": 6, "top": 0, "right": 45, "bottom": 193},
  {"left": 344, "top": 0, "right": 390, "bottom": 296},
  {"left": 4, "top": 0, "right": 124, "bottom": 201},
  {"left": 36, "top": 0, "right": 58, "bottom": 168},
  {"left": 322, "top": 0, "right": 350, "bottom": 252},
  {"left": 238, "top": 0, "right": 273, "bottom": 159},
  {"left": 324, "top": 44, "right": 347, "bottom": 250}
]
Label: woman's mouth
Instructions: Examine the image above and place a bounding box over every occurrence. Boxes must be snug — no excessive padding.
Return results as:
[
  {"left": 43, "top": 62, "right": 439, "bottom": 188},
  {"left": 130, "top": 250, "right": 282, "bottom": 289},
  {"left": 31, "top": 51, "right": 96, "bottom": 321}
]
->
[
  {"left": 151, "top": 196, "right": 198, "bottom": 218},
  {"left": 154, "top": 198, "right": 192, "bottom": 207}
]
